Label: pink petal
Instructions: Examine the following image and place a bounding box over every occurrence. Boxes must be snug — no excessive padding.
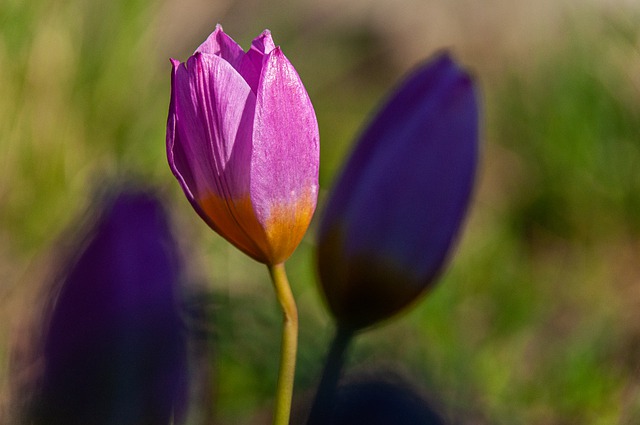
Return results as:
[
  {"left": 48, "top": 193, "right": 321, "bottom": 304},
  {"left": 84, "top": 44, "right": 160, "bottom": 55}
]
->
[
  {"left": 238, "top": 29, "right": 277, "bottom": 93},
  {"left": 195, "top": 24, "right": 244, "bottom": 70},
  {"left": 173, "top": 53, "right": 254, "bottom": 198},
  {"left": 168, "top": 53, "right": 269, "bottom": 260},
  {"left": 250, "top": 47, "right": 319, "bottom": 261}
]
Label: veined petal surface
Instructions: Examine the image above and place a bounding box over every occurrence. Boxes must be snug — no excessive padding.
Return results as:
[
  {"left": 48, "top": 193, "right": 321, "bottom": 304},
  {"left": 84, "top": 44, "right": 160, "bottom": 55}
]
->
[
  {"left": 168, "top": 52, "right": 270, "bottom": 260},
  {"left": 251, "top": 47, "right": 319, "bottom": 263}
]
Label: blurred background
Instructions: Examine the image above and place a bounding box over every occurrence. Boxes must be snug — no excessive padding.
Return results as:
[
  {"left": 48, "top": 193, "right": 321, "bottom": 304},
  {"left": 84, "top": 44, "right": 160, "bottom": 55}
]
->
[{"left": 1, "top": 0, "right": 640, "bottom": 423}]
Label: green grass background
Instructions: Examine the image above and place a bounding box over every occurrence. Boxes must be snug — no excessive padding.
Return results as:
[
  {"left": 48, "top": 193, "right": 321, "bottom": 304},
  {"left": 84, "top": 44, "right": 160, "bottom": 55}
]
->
[{"left": 1, "top": 0, "right": 640, "bottom": 424}]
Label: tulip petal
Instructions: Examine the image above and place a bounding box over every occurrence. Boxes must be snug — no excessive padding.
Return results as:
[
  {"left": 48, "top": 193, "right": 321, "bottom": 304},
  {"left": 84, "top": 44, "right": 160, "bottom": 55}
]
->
[
  {"left": 172, "top": 53, "right": 253, "bottom": 200},
  {"left": 251, "top": 47, "right": 319, "bottom": 263},
  {"left": 238, "top": 29, "right": 276, "bottom": 93},
  {"left": 195, "top": 24, "right": 244, "bottom": 71},
  {"left": 168, "top": 53, "right": 271, "bottom": 260}
]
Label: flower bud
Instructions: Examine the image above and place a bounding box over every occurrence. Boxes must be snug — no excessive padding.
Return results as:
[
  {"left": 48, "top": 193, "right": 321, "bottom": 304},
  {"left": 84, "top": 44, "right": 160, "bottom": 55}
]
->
[
  {"left": 317, "top": 53, "right": 479, "bottom": 330},
  {"left": 167, "top": 25, "right": 319, "bottom": 265}
]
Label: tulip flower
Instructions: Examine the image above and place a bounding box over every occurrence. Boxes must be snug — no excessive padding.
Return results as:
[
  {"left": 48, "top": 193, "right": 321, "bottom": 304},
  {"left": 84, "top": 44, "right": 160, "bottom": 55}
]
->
[
  {"left": 308, "top": 53, "right": 478, "bottom": 425},
  {"left": 317, "top": 53, "right": 479, "bottom": 330},
  {"left": 33, "top": 191, "right": 188, "bottom": 425},
  {"left": 166, "top": 26, "right": 318, "bottom": 425},
  {"left": 166, "top": 25, "right": 319, "bottom": 266}
]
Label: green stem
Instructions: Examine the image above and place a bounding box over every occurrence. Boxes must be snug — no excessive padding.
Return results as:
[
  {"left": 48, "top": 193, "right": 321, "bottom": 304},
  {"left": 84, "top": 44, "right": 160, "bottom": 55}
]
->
[
  {"left": 268, "top": 262, "right": 298, "bottom": 425},
  {"left": 306, "top": 324, "right": 355, "bottom": 425}
]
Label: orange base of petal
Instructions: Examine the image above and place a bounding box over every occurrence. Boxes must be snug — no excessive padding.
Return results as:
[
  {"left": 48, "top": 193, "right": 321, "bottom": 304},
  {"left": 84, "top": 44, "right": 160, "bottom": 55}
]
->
[{"left": 199, "top": 191, "right": 315, "bottom": 265}]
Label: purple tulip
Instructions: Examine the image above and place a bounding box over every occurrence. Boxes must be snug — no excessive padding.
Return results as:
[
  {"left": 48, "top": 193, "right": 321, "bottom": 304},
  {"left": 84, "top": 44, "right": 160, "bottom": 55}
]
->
[
  {"left": 167, "top": 25, "right": 320, "bottom": 265},
  {"left": 317, "top": 53, "right": 479, "bottom": 330},
  {"left": 34, "top": 191, "right": 188, "bottom": 425}
]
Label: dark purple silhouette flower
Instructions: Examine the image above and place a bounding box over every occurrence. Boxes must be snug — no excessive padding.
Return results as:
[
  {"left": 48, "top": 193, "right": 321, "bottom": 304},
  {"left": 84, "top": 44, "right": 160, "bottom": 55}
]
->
[
  {"left": 317, "top": 53, "right": 479, "bottom": 330},
  {"left": 33, "top": 190, "right": 188, "bottom": 425}
]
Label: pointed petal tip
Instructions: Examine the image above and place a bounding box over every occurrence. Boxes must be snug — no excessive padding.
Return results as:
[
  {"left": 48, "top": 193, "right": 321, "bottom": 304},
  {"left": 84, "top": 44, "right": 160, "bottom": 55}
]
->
[
  {"left": 433, "top": 50, "right": 454, "bottom": 63},
  {"left": 436, "top": 53, "right": 477, "bottom": 97},
  {"left": 195, "top": 25, "right": 245, "bottom": 68},
  {"left": 431, "top": 50, "right": 475, "bottom": 80},
  {"left": 262, "top": 29, "right": 274, "bottom": 44},
  {"left": 428, "top": 51, "right": 459, "bottom": 74},
  {"left": 406, "top": 50, "right": 476, "bottom": 100},
  {"left": 196, "top": 25, "right": 228, "bottom": 53},
  {"left": 251, "top": 29, "right": 276, "bottom": 54}
]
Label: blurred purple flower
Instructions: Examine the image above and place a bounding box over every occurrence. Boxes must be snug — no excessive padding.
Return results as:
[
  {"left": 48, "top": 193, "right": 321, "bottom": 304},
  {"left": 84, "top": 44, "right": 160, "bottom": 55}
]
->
[
  {"left": 330, "top": 378, "right": 445, "bottom": 425},
  {"left": 34, "top": 191, "right": 188, "bottom": 425},
  {"left": 317, "top": 53, "right": 479, "bottom": 330},
  {"left": 167, "top": 25, "right": 319, "bottom": 265}
]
